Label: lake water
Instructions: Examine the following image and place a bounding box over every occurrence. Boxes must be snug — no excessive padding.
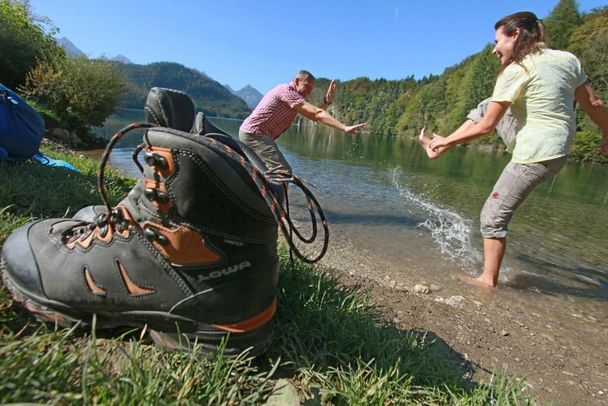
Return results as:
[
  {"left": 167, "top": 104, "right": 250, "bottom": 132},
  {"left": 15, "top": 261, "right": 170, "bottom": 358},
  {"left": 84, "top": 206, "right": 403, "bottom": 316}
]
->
[{"left": 95, "top": 111, "right": 608, "bottom": 346}]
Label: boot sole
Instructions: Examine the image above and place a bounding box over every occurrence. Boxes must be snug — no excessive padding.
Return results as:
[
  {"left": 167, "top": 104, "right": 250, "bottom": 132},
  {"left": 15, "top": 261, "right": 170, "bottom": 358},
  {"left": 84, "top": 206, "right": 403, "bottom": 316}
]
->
[{"left": 1, "top": 266, "right": 273, "bottom": 357}]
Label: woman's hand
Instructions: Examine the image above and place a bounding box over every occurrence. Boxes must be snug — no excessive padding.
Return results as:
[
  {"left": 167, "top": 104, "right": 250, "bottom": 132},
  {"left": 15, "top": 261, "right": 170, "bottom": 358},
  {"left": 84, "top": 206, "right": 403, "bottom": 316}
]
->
[{"left": 429, "top": 134, "right": 448, "bottom": 151}]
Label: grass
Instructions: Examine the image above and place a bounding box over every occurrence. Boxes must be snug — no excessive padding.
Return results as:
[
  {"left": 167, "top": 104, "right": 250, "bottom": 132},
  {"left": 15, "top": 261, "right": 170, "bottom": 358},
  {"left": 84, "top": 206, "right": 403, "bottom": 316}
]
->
[{"left": 0, "top": 143, "right": 536, "bottom": 405}]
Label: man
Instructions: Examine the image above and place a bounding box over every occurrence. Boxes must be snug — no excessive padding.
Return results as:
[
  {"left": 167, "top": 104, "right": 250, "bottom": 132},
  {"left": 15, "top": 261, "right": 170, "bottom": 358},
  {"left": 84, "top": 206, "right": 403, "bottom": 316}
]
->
[{"left": 239, "top": 70, "right": 366, "bottom": 174}]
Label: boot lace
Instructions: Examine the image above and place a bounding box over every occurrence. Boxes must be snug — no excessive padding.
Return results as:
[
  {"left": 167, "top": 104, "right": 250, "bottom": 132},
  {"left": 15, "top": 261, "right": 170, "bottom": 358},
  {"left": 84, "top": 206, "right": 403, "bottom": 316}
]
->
[
  {"left": 69, "top": 123, "right": 329, "bottom": 263},
  {"left": 64, "top": 123, "right": 154, "bottom": 245}
]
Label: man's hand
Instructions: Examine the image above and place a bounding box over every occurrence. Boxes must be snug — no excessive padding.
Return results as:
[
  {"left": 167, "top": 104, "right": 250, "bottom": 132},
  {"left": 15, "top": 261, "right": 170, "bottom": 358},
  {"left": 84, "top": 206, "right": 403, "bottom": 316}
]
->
[
  {"left": 345, "top": 123, "right": 366, "bottom": 134},
  {"left": 325, "top": 80, "right": 337, "bottom": 104}
]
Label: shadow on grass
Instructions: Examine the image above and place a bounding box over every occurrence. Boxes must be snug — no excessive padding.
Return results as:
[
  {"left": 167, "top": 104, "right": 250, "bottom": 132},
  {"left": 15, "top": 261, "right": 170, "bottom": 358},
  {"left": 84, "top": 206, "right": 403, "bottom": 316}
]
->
[{"left": 261, "top": 249, "right": 486, "bottom": 403}]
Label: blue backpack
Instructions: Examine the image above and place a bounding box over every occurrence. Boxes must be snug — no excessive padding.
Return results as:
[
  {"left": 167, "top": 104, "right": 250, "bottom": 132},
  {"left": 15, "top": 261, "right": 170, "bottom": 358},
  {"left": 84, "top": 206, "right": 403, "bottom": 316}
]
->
[{"left": 0, "top": 83, "right": 45, "bottom": 160}]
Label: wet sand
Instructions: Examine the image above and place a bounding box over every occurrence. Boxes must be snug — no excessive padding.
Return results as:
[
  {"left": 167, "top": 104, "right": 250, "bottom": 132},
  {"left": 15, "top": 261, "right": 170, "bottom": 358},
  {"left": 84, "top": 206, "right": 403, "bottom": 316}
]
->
[{"left": 315, "top": 230, "right": 608, "bottom": 405}]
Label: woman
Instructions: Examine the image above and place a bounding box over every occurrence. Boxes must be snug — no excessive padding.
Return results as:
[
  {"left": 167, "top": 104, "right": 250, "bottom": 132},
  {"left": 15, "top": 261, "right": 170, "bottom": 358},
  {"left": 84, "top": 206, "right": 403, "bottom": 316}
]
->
[{"left": 419, "top": 11, "right": 608, "bottom": 288}]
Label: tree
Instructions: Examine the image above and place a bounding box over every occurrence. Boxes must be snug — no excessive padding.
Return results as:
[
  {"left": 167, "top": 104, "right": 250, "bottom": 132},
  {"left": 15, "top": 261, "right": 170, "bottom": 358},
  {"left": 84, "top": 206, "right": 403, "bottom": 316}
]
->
[
  {"left": 568, "top": 7, "right": 608, "bottom": 91},
  {"left": 544, "top": 0, "right": 581, "bottom": 50},
  {"left": 0, "top": 0, "right": 65, "bottom": 87},
  {"left": 568, "top": 7, "right": 608, "bottom": 163},
  {"left": 20, "top": 57, "right": 126, "bottom": 133}
]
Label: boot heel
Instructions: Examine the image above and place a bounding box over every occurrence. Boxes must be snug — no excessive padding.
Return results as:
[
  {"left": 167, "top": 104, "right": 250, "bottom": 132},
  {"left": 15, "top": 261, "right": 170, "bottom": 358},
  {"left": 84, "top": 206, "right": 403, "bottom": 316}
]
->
[{"left": 149, "top": 320, "right": 274, "bottom": 357}]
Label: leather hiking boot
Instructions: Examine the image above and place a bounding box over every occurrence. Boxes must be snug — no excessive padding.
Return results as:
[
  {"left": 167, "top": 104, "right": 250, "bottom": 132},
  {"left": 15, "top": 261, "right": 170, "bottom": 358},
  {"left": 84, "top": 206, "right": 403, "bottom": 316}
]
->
[{"left": 1, "top": 125, "right": 282, "bottom": 356}]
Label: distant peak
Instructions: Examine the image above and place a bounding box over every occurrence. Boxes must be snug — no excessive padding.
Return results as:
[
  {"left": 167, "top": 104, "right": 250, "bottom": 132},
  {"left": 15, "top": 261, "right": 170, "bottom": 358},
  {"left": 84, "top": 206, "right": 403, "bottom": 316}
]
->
[
  {"left": 58, "top": 37, "right": 86, "bottom": 58},
  {"left": 112, "top": 54, "right": 133, "bottom": 64},
  {"left": 235, "top": 85, "right": 263, "bottom": 109}
]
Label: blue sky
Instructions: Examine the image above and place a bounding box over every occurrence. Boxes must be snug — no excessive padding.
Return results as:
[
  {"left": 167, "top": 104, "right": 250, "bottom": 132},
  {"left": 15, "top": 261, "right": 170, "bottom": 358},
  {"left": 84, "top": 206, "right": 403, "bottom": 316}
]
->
[{"left": 29, "top": 0, "right": 607, "bottom": 94}]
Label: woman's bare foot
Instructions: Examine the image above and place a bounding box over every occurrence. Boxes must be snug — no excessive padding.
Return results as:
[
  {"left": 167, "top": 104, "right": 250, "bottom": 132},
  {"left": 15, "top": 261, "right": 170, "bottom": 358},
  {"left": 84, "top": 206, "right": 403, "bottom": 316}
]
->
[
  {"left": 457, "top": 274, "right": 498, "bottom": 288},
  {"left": 418, "top": 129, "right": 441, "bottom": 160}
]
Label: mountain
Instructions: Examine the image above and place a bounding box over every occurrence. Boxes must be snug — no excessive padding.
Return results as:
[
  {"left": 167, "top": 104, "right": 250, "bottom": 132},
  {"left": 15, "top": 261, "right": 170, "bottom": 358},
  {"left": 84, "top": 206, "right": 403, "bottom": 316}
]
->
[
  {"left": 57, "top": 37, "right": 86, "bottom": 58},
  {"left": 224, "top": 84, "right": 237, "bottom": 94},
  {"left": 58, "top": 38, "right": 133, "bottom": 64},
  {"left": 99, "top": 54, "right": 133, "bottom": 64},
  {"left": 111, "top": 54, "right": 132, "bottom": 64},
  {"left": 113, "top": 61, "right": 251, "bottom": 118},
  {"left": 235, "top": 85, "right": 263, "bottom": 109}
]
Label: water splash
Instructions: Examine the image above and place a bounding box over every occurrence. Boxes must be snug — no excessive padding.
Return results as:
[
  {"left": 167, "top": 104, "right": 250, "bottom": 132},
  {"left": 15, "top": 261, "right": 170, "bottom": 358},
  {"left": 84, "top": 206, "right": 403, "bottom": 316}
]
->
[{"left": 389, "top": 168, "right": 482, "bottom": 268}]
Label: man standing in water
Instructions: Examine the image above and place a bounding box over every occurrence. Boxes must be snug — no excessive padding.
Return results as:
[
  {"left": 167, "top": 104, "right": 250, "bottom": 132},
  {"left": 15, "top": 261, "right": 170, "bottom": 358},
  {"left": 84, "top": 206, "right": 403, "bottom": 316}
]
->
[{"left": 239, "top": 70, "right": 366, "bottom": 174}]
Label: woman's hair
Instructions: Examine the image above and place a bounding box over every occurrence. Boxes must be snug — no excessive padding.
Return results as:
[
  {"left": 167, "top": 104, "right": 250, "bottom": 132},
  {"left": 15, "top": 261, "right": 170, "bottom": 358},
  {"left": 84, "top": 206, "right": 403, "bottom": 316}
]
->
[{"left": 495, "top": 11, "right": 545, "bottom": 66}]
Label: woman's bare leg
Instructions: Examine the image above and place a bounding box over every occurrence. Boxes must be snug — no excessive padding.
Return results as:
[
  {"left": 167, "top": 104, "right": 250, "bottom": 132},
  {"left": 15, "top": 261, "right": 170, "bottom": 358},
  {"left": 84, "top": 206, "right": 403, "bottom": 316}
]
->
[{"left": 459, "top": 237, "right": 506, "bottom": 288}]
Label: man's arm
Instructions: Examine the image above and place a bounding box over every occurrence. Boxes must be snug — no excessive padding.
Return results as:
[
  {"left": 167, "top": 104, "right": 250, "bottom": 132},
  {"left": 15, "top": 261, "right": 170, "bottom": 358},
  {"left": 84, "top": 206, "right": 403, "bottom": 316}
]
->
[
  {"left": 575, "top": 81, "right": 608, "bottom": 156},
  {"left": 295, "top": 101, "right": 366, "bottom": 134}
]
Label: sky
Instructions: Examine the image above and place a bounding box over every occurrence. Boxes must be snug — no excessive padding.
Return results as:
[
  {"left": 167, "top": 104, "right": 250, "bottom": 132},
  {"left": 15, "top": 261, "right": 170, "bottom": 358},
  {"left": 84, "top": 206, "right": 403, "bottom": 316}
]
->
[{"left": 29, "top": 0, "right": 607, "bottom": 94}]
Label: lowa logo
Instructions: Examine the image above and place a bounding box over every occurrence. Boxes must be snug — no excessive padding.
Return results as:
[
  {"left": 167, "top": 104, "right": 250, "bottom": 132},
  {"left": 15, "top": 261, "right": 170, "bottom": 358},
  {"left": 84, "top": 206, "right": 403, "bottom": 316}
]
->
[{"left": 198, "top": 261, "right": 251, "bottom": 281}]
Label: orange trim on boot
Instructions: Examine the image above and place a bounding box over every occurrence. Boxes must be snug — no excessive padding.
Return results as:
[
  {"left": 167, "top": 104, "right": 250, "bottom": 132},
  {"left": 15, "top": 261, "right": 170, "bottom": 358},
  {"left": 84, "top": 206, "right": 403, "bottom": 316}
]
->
[
  {"left": 142, "top": 222, "right": 223, "bottom": 266},
  {"left": 214, "top": 299, "right": 277, "bottom": 333}
]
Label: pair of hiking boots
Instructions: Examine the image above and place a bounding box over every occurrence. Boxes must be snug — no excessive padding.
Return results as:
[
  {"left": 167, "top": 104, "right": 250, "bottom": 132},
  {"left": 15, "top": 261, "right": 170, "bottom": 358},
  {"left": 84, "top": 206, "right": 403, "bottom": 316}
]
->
[{"left": 1, "top": 88, "right": 328, "bottom": 356}]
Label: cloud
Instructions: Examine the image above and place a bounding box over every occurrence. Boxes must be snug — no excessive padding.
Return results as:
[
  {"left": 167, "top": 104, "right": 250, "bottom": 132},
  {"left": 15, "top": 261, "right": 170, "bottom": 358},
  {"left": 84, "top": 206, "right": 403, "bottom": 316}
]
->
[{"left": 393, "top": 7, "right": 399, "bottom": 32}]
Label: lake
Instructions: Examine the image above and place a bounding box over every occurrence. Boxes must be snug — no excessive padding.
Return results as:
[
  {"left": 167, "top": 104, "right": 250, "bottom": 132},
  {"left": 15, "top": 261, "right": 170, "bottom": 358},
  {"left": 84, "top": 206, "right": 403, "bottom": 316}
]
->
[{"left": 95, "top": 110, "right": 608, "bottom": 347}]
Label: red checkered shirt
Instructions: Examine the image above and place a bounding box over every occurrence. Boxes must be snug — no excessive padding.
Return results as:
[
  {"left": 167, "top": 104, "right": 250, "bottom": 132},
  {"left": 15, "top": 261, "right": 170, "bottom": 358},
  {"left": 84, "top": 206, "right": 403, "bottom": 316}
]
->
[{"left": 240, "top": 82, "right": 305, "bottom": 139}]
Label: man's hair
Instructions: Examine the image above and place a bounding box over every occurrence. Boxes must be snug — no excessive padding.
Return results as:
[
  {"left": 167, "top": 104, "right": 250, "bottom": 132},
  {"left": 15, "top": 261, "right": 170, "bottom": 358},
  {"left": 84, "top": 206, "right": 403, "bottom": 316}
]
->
[{"left": 295, "top": 70, "right": 315, "bottom": 81}]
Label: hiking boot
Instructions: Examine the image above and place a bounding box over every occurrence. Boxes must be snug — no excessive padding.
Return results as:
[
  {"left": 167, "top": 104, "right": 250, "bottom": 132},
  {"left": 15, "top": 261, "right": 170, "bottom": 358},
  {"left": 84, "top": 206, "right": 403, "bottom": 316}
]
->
[
  {"left": 1, "top": 125, "right": 282, "bottom": 356},
  {"left": 144, "top": 87, "right": 196, "bottom": 132}
]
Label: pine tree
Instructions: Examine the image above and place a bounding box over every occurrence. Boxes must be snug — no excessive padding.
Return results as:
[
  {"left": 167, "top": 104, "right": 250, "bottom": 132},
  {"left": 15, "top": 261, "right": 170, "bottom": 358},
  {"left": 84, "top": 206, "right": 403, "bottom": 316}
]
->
[{"left": 544, "top": 0, "right": 581, "bottom": 50}]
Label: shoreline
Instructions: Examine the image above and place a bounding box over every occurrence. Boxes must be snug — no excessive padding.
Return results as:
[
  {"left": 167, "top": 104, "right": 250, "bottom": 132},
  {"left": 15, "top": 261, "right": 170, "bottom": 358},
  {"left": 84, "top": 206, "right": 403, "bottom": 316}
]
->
[
  {"left": 315, "top": 230, "right": 608, "bottom": 405},
  {"left": 62, "top": 138, "right": 607, "bottom": 404}
]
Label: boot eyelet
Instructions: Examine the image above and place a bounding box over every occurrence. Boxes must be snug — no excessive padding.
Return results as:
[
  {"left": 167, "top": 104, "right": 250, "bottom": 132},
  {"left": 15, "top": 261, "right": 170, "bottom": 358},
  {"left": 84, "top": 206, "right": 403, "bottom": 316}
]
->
[
  {"left": 156, "top": 234, "right": 169, "bottom": 245},
  {"left": 144, "top": 151, "right": 156, "bottom": 166},
  {"left": 144, "top": 227, "right": 157, "bottom": 240},
  {"left": 156, "top": 192, "right": 169, "bottom": 203},
  {"left": 99, "top": 225, "right": 109, "bottom": 238},
  {"left": 143, "top": 152, "right": 168, "bottom": 169},
  {"left": 155, "top": 156, "right": 168, "bottom": 169},
  {"left": 144, "top": 227, "right": 169, "bottom": 245},
  {"left": 144, "top": 188, "right": 157, "bottom": 201}
]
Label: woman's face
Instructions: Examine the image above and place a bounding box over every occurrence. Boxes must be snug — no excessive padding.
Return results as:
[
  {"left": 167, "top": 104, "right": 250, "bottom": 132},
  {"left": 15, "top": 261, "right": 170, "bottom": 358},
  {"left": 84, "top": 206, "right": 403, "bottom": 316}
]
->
[{"left": 493, "top": 26, "right": 518, "bottom": 66}]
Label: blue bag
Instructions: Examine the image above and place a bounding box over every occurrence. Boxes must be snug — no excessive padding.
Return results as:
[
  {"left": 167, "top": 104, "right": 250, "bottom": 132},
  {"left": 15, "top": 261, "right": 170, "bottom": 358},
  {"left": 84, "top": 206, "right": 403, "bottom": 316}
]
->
[{"left": 0, "top": 83, "right": 45, "bottom": 160}]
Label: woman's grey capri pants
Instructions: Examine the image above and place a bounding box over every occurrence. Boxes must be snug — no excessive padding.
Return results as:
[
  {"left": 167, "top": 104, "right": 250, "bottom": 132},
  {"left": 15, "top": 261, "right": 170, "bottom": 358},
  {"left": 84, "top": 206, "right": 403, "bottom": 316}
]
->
[{"left": 480, "top": 156, "right": 567, "bottom": 239}]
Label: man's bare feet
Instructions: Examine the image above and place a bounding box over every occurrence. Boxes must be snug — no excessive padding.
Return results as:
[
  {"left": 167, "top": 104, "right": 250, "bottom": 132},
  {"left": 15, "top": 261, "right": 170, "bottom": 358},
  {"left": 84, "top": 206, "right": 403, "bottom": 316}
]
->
[
  {"left": 457, "top": 274, "right": 498, "bottom": 288},
  {"left": 418, "top": 129, "right": 441, "bottom": 160}
]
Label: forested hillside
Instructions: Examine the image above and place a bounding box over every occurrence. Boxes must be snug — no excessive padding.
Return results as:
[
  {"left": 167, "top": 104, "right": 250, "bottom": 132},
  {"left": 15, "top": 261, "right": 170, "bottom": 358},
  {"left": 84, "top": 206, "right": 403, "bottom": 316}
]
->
[
  {"left": 307, "top": 1, "right": 607, "bottom": 163},
  {"left": 115, "top": 62, "right": 251, "bottom": 119},
  {"left": 2, "top": 0, "right": 606, "bottom": 160}
]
